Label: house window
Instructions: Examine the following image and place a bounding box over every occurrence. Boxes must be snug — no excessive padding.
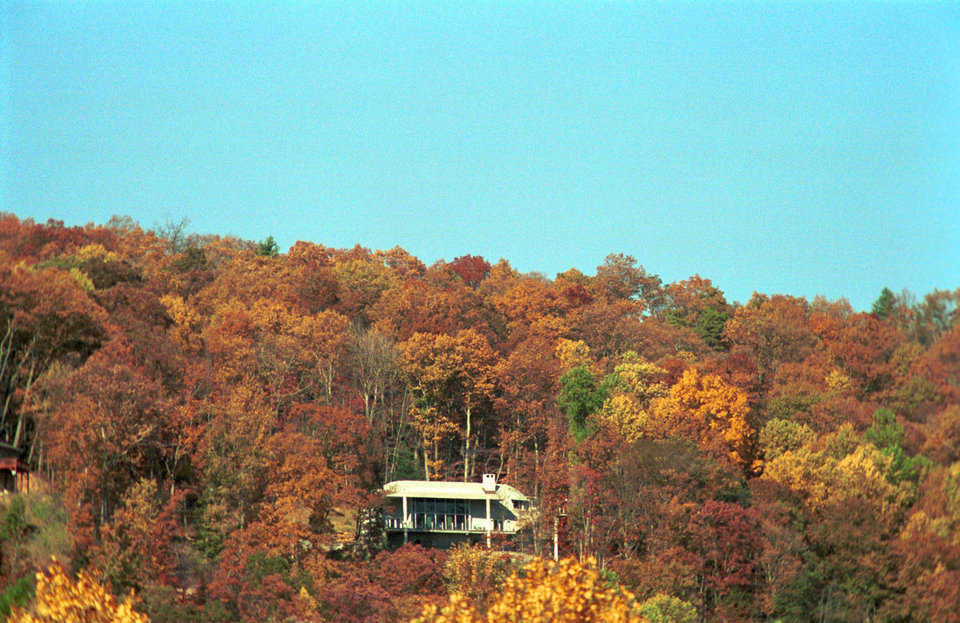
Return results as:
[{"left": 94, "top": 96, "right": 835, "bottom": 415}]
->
[{"left": 410, "top": 498, "right": 467, "bottom": 531}]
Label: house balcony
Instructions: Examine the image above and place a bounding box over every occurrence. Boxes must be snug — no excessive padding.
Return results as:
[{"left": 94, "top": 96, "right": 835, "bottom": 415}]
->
[{"left": 385, "top": 514, "right": 505, "bottom": 534}]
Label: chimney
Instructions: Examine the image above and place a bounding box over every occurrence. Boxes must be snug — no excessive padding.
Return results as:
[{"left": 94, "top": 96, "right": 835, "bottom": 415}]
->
[{"left": 481, "top": 473, "right": 497, "bottom": 493}]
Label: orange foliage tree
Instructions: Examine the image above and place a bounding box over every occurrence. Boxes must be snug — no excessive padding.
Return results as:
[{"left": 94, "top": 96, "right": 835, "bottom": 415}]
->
[
  {"left": 649, "top": 368, "right": 757, "bottom": 471},
  {"left": 400, "top": 330, "right": 498, "bottom": 481}
]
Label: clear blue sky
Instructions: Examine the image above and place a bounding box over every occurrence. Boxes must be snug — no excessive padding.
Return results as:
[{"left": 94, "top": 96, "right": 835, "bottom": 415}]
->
[{"left": 2, "top": 2, "right": 958, "bottom": 310}]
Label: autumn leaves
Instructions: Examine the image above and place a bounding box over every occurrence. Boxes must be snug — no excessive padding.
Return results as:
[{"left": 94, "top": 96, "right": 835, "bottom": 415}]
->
[
  {"left": 557, "top": 341, "right": 756, "bottom": 472},
  {"left": 1, "top": 213, "right": 959, "bottom": 622}
]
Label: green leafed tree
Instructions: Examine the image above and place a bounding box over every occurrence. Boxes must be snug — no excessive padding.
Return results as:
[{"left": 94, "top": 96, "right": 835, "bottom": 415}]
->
[
  {"left": 257, "top": 235, "right": 279, "bottom": 257},
  {"left": 557, "top": 364, "right": 610, "bottom": 442},
  {"left": 865, "top": 408, "right": 932, "bottom": 486},
  {"left": 871, "top": 287, "right": 897, "bottom": 319}
]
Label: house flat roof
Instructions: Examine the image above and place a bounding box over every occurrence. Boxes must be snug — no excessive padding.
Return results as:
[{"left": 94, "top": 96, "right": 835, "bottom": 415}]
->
[{"left": 383, "top": 480, "right": 529, "bottom": 502}]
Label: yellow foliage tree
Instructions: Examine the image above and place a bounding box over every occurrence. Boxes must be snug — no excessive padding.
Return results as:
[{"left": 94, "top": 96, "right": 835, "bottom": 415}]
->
[
  {"left": 10, "top": 559, "right": 149, "bottom": 623},
  {"left": 761, "top": 429, "right": 912, "bottom": 528},
  {"left": 159, "top": 293, "right": 203, "bottom": 351},
  {"left": 443, "top": 544, "right": 512, "bottom": 611},
  {"left": 413, "top": 556, "right": 647, "bottom": 623},
  {"left": 75, "top": 243, "right": 120, "bottom": 264},
  {"left": 608, "top": 360, "right": 667, "bottom": 399},
  {"left": 824, "top": 368, "right": 854, "bottom": 394},
  {"left": 598, "top": 394, "right": 647, "bottom": 443},
  {"left": 598, "top": 359, "right": 668, "bottom": 442},
  {"left": 649, "top": 368, "right": 755, "bottom": 470},
  {"left": 555, "top": 339, "right": 592, "bottom": 371}
]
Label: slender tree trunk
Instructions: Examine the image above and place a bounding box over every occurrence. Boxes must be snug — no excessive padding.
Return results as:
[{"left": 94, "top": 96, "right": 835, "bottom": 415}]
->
[
  {"left": 533, "top": 437, "right": 540, "bottom": 502},
  {"left": 0, "top": 322, "right": 15, "bottom": 434},
  {"left": 362, "top": 392, "right": 372, "bottom": 422},
  {"left": 463, "top": 405, "right": 471, "bottom": 482},
  {"left": 423, "top": 437, "right": 432, "bottom": 481},
  {"left": 11, "top": 360, "right": 36, "bottom": 449},
  {"left": 27, "top": 437, "right": 38, "bottom": 464}
]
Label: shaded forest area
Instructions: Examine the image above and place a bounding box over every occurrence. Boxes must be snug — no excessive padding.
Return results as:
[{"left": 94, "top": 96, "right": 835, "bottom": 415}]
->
[{"left": 0, "top": 213, "right": 958, "bottom": 622}]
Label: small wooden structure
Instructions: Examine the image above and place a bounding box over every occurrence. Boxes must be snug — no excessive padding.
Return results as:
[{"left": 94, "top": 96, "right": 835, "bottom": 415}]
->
[{"left": 0, "top": 442, "right": 29, "bottom": 494}]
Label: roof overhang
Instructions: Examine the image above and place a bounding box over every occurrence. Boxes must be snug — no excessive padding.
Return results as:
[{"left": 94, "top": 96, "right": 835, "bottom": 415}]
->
[{"left": 383, "top": 480, "right": 529, "bottom": 502}]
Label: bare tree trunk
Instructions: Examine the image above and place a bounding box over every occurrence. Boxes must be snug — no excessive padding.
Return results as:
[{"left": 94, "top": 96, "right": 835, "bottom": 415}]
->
[
  {"left": 533, "top": 437, "right": 540, "bottom": 502},
  {"left": 0, "top": 327, "right": 36, "bottom": 444},
  {"left": 424, "top": 442, "right": 432, "bottom": 481},
  {"left": 554, "top": 516, "right": 559, "bottom": 561},
  {"left": 463, "top": 405, "right": 471, "bottom": 482},
  {"left": 12, "top": 359, "right": 36, "bottom": 449},
  {"left": 321, "top": 360, "right": 335, "bottom": 403},
  {"left": 27, "top": 437, "right": 38, "bottom": 464},
  {"left": 0, "top": 321, "right": 14, "bottom": 434},
  {"left": 421, "top": 434, "right": 434, "bottom": 481}
]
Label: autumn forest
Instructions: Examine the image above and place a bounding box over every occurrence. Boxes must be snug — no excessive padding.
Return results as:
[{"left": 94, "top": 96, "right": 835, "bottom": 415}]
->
[{"left": 0, "top": 213, "right": 958, "bottom": 622}]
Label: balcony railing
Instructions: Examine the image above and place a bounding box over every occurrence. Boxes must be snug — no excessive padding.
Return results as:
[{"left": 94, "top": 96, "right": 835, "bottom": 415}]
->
[{"left": 385, "top": 514, "right": 511, "bottom": 533}]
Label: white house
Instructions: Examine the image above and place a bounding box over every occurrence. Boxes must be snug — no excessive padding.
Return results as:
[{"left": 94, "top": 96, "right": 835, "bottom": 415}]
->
[{"left": 382, "top": 473, "right": 531, "bottom": 548}]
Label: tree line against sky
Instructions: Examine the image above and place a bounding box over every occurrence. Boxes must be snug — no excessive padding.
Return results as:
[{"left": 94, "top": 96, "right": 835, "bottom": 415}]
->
[{"left": 0, "top": 213, "right": 958, "bottom": 622}]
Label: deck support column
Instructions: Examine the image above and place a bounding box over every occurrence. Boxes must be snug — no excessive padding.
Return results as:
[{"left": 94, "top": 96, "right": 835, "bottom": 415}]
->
[
  {"left": 402, "top": 496, "right": 408, "bottom": 544},
  {"left": 485, "top": 497, "right": 491, "bottom": 548},
  {"left": 553, "top": 516, "right": 559, "bottom": 561}
]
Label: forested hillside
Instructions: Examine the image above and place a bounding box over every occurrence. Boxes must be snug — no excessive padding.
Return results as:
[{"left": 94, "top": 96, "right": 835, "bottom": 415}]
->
[{"left": 0, "top": 213, "right": 958, "bottom": 622}]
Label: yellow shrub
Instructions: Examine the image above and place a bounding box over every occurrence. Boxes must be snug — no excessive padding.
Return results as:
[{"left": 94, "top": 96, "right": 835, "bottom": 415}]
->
[
  {"left": 9, "top": 559, "right": 148, "bottom": 623},
  {"left": 415, "top": 556, "right": 647, "bottom": 623}
]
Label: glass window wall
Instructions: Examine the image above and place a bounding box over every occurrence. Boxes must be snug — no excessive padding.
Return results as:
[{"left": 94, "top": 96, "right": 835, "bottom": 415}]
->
[{"left": 410, "top": 498, "right": 468, "bottom": 531}]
